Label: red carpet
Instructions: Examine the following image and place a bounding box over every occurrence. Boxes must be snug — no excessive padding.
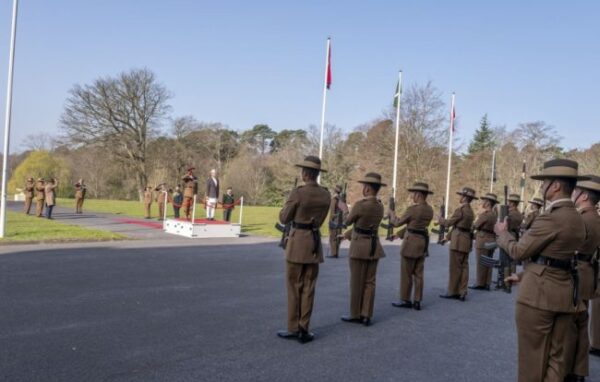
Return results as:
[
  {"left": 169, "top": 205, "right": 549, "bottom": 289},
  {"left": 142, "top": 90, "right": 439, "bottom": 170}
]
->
[{"left": 116, "top": 218, "right": 230, "bottom": 230}]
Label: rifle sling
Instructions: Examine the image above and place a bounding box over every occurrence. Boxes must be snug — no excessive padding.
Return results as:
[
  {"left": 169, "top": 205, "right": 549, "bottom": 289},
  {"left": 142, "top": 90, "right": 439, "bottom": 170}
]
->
[
  {"left": 292, "top": 221, "right": 321, "bottom": 256},
  {"left": 353, "top": 226, "right": 378, "bottom": 257}
]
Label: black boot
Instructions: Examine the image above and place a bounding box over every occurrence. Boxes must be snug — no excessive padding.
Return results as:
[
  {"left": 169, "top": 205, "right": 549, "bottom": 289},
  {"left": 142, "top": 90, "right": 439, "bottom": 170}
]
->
[
  {"left": 590, "top": 347, "right": 600, "bottom": 357},
  {"left": 458, "top": 294, "right": 467, "bottom": 302},
  {"left": 340, "top": 315, "right": 362, "bottom": 324},
  {"left": 413, "top": 301, "right": 421, "bottom": 311},
  {"left": 276, "top": 330, "right": 299, "bottom": 339},
  {"left": 391, "top": 300, "right": 413, "bottom": 308},
  {"left": 362, "top": 317, "right": 371, "bottom": 326},
  {"left": 468, "top": 285, "right": 485, "bottom": 290},
  {"left": 298, "top": 329, "right": 314, "bottom": 344},
  {"left": 439, "top": 294, "right": 460, "bottom": 299}
]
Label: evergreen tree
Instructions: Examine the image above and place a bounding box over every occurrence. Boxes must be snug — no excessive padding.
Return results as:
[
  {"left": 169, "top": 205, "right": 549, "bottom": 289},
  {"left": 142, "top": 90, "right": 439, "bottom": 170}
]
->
[{"left": 468, "top": 114, "right": 495, "bottom": 154}]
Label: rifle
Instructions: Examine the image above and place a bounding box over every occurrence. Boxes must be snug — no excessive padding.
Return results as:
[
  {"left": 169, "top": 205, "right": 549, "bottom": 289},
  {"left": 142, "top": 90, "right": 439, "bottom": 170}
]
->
[
  {"left": 385, "top": 192, "right": 396, "bottom": 241},
  {"left": 480, "top": 185, "right": 513, "bottom": 293},
  {"left": 275, "top": 178, "right": 298, "bottom": 249},
  {"left": 329, "top": 183, "right": 348, "bottom": 254},
  {"left": 431, "top": 202, "right": 447, "bottom": 244}
]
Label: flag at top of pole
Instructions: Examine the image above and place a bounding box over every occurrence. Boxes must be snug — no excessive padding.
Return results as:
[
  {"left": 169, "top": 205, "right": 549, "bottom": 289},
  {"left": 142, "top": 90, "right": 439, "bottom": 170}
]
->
[
  {"left": 318, "top": 37, "right": 332, "bottom": 181},
  {"left": 443, "top": 93, "right": 456, "bottom": 218}
]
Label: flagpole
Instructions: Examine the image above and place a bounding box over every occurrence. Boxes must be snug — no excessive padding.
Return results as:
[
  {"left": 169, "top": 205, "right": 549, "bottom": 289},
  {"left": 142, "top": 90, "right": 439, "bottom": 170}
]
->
[
  {"left": 444, "top": 93, "right": 455, "bottom": 218},
  {"left": 0, "top": 0, "right": 19, "bottom": 238},
  {"left": 392, "top": 70, "right": 402, "bottom": 199},
  {"left": 318, "top": 37, "right": 331, "bottom": 162},
  {"left": 519, "top": 160, "right": 526, "bottom": 213},
  {"left": 489, "top": 149, "right": 496, "bottom": 193}
]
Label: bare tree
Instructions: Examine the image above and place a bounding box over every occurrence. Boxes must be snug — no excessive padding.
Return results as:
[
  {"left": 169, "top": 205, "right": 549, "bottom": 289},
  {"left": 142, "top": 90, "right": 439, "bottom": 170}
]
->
[{"left": 60, "top": 68, "right": 171, "bottom": 199}]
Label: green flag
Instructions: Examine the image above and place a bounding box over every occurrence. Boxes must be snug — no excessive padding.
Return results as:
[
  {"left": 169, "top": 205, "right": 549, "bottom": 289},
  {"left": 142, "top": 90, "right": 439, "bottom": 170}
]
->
[{"left": 393, "top": 79, "right": 402, "bottom": 108}]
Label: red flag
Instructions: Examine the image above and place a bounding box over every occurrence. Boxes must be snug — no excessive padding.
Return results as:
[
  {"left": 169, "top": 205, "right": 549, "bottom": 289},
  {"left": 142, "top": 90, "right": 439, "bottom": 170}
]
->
[
  {"left": 326, "top": 41, "right": 332, "bottom": 89},
  {"left": 450, "top": 100, "right": 456, "bottom": 132}
]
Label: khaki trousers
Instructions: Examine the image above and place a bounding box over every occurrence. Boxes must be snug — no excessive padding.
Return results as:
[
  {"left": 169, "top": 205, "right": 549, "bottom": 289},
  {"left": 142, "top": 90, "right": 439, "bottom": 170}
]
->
[
  {"left": 75, "top": 197, "right": 84, "bottom": 213},
  {"left": 515, "top": 302, "right": 576, "bottom": 382},
  {"left": 400, "top": 256, "right": 424, "bottom": 302},
  {"left": 35, "top": 199, "right": 44, "bottom": 217},
  {"left": 564, "top": 304, "right": 589, "bottom": 377},
  {"left": 286, "top": 262, "right": 319, "bottom": 332},
  {"left": 447, "top": 250, "right": 469, "bottom": 296},
  {"left": 329, "top": 228, "right": 341, "bottom": 257},
  {"left": 144, "top": 203, "right": 151, "bottom": 218},
  {"left": 157, "top": 202, "right": 165, "bottom": 219},
  {"left": 182, "top": 196, "right": 193, "bottom": 219},
  {"left": 476, "top": 247, "right": 494, "bottom": 287},
  {"left": 24, "top": 197, "right": 33, "bottom": 214},
  {"left": 590, "top": 299, "right": 600, "bottom": 349},
  {"left": 349, "top": 258, "right": 378, "bottom": 319}
]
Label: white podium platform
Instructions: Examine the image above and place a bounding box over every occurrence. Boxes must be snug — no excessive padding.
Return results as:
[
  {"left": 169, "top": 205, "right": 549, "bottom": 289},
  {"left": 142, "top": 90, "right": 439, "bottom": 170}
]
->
[{"left": 164, "top": 219, "right": 241, "bottom": 238}]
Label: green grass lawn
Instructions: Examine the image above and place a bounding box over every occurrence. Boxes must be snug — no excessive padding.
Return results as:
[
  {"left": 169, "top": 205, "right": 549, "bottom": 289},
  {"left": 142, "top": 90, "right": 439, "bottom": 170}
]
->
[{"left": 0, "top": 211, "right": 125, "bottom": 243}]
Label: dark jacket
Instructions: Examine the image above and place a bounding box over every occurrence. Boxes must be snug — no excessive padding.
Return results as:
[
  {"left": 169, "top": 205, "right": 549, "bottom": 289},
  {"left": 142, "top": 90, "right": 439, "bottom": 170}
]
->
[{"left": 206, "top": 177, "right": 220, "bottom": 199}]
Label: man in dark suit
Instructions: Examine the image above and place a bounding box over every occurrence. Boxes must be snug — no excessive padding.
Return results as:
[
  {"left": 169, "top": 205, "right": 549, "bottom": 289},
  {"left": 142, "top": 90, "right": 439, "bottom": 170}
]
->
[{"left": 206, "top": 169, "right": 220, "bottom": 221}]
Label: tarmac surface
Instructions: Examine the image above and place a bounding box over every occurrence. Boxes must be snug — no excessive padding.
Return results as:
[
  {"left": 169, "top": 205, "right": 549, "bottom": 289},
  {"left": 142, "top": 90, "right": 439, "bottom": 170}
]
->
[{"left": 1, "top": 209, "right": 599, "bottom": 381}]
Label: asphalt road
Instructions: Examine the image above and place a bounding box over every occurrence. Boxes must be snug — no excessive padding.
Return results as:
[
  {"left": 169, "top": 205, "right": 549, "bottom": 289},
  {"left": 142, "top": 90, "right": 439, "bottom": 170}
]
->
[{"left": 1, "top": 238, "right": 599, "bottom": 382}]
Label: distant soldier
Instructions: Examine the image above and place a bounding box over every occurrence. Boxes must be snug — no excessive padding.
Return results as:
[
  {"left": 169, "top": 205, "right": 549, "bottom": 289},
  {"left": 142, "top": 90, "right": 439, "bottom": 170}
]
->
[
  {"left": 206, "top": 169, "right": 220, "bottom": 221},
  {"left": 74, "top": 179, "right": 86, "bottom": 214},
  {"left": 276, "top": 155, "right": 330, "bottom": 344},
  {"left": 507, "top": 194, "right": 524, "bottom": 238},
  {"left": 521, "top": 197, "right": 543, "bottom": 232},
  {"left": 24, "top": 177, "right": 34, "bottom": 214},
  {"left": 469, "top": 193, "right": 498, "bottom": 291},
  {"left": 389, "top": 182, "right": 434, "bottom": 310},
  {"left": 181, "top": 167, "right": 198, "bottom": 220},
  {"left": 44, "top": 178, "right": 58, "bottom": 219},
  {"left": 34, "top": 178, "right": 45, "bottom": 217},
  {"left": 154, "top": 183, "right": 169, "bottom": 221},
  {"left": 327, "top": 184, "right": 348, "bottom": 258},
  {"left": 340, "top": 173, "right": 386, "bottom": 325},
  {"left": 222, "top": 187, "right": 235, "bottom": 222},
  {"left": 495, "top": 159, "right": 586, "bottom": 382},
  {"left": 143, "top": 186, "right": 153, "bottom": 219},
  {"left": 438, "top": 187, "right": 476, "bottom": 301},
  {"left": 172, "top": 186, "right": 183, "bottom": 219},
  {"left": 565, "top": 175, "right": 600, "bottom": 381}
]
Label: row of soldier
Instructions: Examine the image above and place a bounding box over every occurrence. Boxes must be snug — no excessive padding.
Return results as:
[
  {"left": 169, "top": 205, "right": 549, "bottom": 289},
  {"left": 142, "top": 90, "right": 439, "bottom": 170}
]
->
[
  {"left": 23, "top": 177, "right": 86, "bottom": 218},
  {"left": 277, "top": 155, "right": 600, "bottom": 382},
  {"left": 141, "top": 168, "right": 236, "bottom": 222}
]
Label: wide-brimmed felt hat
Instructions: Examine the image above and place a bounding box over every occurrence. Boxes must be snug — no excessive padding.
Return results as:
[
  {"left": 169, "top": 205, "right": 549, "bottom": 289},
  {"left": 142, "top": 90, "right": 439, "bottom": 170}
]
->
[
  {"left": 576, "top": 175, "right": 600, "bottom": 193},
  {"left": 530, "top": 159, "right": 589, "bottom": 181},
  {"left": 407, "top": 182, "right": 434, "bottom": 194},
  {"left": 528, "top": 198, "right": 544, "bottom": 206},
  {"left": 27, "top": 177, "right": 34, "bottom": 181},
  {"left": 187, "top": 167, "right": 195, "bottom": 172},
  {"left": 456, "top": 187, "right": 478, "bottom": 199},
  {"left": 295, "top": 155, "right": 327, "bottom": 172},
  {"left": 508, "top": 194, "right": 522, "bottom": 203},
  {"left": 357, "top": 172, "right": 387, "bottom": 187},
  {"left": 480, "top": 193, "right": 499, "bottom": 204},
  {"left": 37, "top": 178, "right": 44, "bottom": 182},
  {"left": 334, "top": 184, "right": 343, "bottom": 193}
]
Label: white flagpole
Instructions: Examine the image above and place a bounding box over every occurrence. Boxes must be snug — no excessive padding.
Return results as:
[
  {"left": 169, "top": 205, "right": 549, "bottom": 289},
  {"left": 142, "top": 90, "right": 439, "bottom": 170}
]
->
[
  {"left": 318, "top": 37, "right": 331, "bottom": 162},
  {"left": 489, "top": 149, "right": 496, "bottom": 193},
  {"left": 0, "top": 0, "right": 19, "bottom": 238},
  {"left": 444, "top": 93, "right": 455, "bottom": 218},
  {"left": 392, "top": 70, "right": 402, "bottom": 199}
]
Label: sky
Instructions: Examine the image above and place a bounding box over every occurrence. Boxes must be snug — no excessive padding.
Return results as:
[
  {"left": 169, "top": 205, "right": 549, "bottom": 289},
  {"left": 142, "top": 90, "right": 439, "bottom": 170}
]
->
[{"left": 0, "top": 0, "right": 598, "bottom": 153}]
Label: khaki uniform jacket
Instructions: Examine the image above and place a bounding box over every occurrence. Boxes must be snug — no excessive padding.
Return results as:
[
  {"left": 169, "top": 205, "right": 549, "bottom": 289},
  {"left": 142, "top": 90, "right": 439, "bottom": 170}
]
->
[
  {"left": 342, "top": 196, "right": 385, "bottom": 260},
  {"left": 182, "top": 175, "right": 198, "bottom": 198},
  {"left": 75, "top": 184, "right": 86, "bottom": 199},
  {"left": 474, "top": 209, "right": 497, "bottom": 249},
  {"left": 25, "top": 182, "right": 34, "bottom": 198},
  {"left": 508, "top": 207, "right": 523, "bottom": 236},
  {"left": 390, "top": 202, "right": 434, "bottom": 259},
  {"left": 578, "top": 206, "right": 600, "bottom": 300},
  {"left": 442, "top": 203, "right": 475, "bottom": 253},
  {"left": 35, "top": 182, "right": 45, "bottom": 201},
  {"left": 329, "top": 195, "right": 340, "bottom": 223},
  {"left": 44, "top": 184, "right": 57, "bottom": 206},
  {"left": 144, "top": 190, "right": 153, "bottom": 204},
  {"left": 497, "top": 199, "right": 586, "bottom": 313},
  {"left": 521, "top": 209, "right": 540, "bottom": 231},
  {"left": 279, "top": 181, "right": 331, "bottom": 264}
]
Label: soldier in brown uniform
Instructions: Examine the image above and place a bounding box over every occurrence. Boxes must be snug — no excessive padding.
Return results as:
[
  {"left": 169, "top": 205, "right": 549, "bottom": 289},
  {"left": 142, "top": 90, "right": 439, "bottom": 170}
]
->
[
  {"left": 154, "top": 183, "right": 169, "bottom": 221},
  {"left": 327, "top": 185, "right": 348, "bottom": 258},
  {"left": 438, "top": 187, "right": 476, "bottom": 301},
  {"left": 276, "top": 156, "right": 331, "bottom": 344},
  {"left": 565, "top": 175, "right": 600, "bottom": 381},
  {"left": 339, "top": 173, "right": 386, "bottom": 325},
  {"left": 495, "top": 159, "right": 587, "bottom": 382},
  {"left": 74, "top": 179, "right": 86, "bottom": 214},
  {"left": 181, "top": 167, "right": 198, "bottom": 220},
  {"left": 469, "top": 193, "right": 498, "bottom": 291},
  {"left": 34, "top": 178, "right": 45, "bottom": 217},
  {"left": 388, "top": 182, "right": 434, "bottom": 310},
  {"left": 507, "top": 194, "right": 524, "bottom": 238},
  {"left": 521, "top": 197, "right": 543, "bottom": 232},
  {"left": 143, "top": 186, "right": 153, "bottom": 219},
  {"left": 24, "top": 178, "right": 34, "bottom": 214}
]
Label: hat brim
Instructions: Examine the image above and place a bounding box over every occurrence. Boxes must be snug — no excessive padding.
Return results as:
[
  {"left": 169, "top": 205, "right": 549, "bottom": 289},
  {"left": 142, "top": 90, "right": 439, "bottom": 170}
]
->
[
  {"left": 358, "top": 180, "right": 387, "bottom": 187},
  {"left": 456, "top": 192, "right": 478, "bottom": 200},
  {"left": 407, "top": 188, "right": 434, "bottom": 194},
  {"left": 295, "top": 164, "right": 327, "bottom": 173},
  {"left": 480, "top": 196, "right": 498, "bottom": 203},
  {"left": 531, "top": 174, "right": 590, "bottom": 181},
  {"left": 528, "top": 201, "right": 544, "bottom": 206}
]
